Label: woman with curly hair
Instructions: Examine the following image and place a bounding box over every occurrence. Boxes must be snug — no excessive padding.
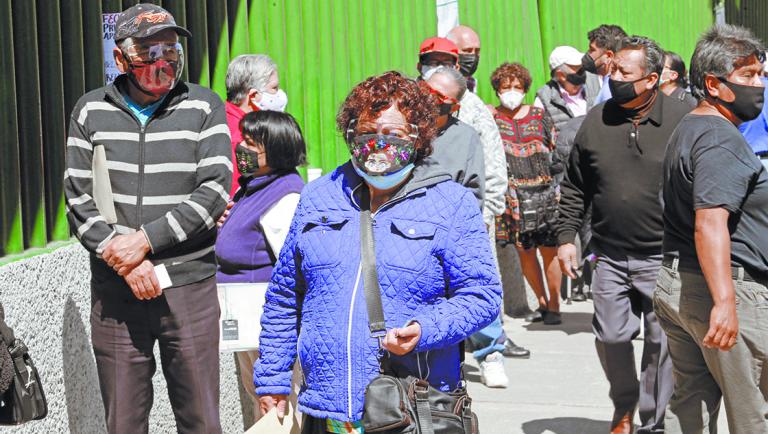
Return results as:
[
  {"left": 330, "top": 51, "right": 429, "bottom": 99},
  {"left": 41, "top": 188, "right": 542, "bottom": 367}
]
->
[
  {"left": 491, "top": 62, "right": 563, "bottom": 325},
  {"left": 254, "top": 71, "right": 501, "bottom": 433}
]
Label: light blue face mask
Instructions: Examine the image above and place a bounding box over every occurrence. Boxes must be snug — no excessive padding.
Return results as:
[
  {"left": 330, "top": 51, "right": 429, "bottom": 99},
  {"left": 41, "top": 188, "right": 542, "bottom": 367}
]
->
[{"left": 353, "top": 162, "right": 415, "bottom": 190}]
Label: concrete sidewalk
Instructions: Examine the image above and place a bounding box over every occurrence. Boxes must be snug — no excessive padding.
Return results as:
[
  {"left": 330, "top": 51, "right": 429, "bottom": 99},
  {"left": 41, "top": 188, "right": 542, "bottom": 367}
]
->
[{"left": 464, "top": 300, "right": 729, "bottom": 434}]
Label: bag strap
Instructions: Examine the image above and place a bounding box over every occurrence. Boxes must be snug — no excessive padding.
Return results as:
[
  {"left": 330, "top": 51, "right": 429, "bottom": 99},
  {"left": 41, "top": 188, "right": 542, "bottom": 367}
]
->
[
  {"left": 414, "top": 382, "right": 436, "bottom": 434},
  {"left": 0, "top": 317, "right": 15, "bottom": 347},
  {"left": 358, "top": 189, "right": 387, "bottom": 340}
]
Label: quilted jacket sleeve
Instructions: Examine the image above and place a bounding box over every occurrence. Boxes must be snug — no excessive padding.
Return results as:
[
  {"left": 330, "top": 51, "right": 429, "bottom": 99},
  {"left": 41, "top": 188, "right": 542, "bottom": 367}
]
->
[
  {"left": 413, "top": 189, "right": 502, "bottom": 352},
  {"left": 253, "top": 198, "right": 307, "bottom": 396}
]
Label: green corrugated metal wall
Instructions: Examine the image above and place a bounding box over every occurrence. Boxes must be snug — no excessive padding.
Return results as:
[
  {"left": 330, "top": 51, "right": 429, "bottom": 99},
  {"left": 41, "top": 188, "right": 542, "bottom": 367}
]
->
[
  {"left": 458, "top": 0, "right": 714, "bottom": 108},
  {"left": 0, "top": 0, "right": 717, "bottom": 259},
  {"left": 459, "top": 0, "right": 546, "bottom": 105},
  {"left": 726, "top": 0, "right": 768, "bottom": 46}
]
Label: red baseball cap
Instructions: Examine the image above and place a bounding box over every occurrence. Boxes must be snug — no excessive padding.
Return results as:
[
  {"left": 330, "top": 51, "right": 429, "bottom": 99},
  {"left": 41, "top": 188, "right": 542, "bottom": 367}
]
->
[{"left": 419, "top": 37, "right": 459, "bottom": 59}]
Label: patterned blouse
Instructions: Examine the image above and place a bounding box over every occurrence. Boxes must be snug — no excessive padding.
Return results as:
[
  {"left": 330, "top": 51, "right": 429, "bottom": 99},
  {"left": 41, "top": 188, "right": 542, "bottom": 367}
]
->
[{"left": 494, "top": 105, "right": 557, "bottom": 243}]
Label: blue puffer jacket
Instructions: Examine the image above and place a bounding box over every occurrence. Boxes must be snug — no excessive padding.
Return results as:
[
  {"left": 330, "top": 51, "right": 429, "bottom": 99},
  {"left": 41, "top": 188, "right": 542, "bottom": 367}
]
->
[{"left": 254, "top": 162, "right": 501, "bottom": 422}]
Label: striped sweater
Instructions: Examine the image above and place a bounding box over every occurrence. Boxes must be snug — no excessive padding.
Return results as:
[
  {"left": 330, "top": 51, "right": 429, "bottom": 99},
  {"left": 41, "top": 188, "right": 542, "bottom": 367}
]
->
[{"left": 64, "top": 76, "right": 233, "bottom": 287}]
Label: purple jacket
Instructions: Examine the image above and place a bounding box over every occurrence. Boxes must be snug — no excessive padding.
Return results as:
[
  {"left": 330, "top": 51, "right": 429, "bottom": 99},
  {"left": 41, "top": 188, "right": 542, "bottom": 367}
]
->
[{"left": 216, "top": 171, "right": 304, "bottom": 283}]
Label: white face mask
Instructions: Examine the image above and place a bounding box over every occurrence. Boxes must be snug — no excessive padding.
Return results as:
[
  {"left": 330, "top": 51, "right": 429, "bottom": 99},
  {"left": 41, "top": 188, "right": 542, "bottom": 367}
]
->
[
  {"left": 255, "top": 88, "right": 288, "bottom": 112},
  {"left": 499, "top": 90, "right": 525, "bottom": 111},
  {"left": 421, "top": 66, "right": 440, "bottom": 81}
]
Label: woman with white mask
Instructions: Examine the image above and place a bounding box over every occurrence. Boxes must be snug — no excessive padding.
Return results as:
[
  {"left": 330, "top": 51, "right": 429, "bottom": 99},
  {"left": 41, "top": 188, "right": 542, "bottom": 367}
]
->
[
  {"left": 491, "top": 62, "right": 564, "bottom": 326},
  {"left": 225, "top": 54, "right": 289, "bottom": 196}
]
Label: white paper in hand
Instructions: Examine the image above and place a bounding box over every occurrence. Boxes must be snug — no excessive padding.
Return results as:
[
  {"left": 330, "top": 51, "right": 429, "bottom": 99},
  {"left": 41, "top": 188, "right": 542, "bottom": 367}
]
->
[
  {"left": 245, "top": 404, "right": 300, "bottom": 434},
  {"left": 153, "top": 264, "right": 173, "bottom": 289}
]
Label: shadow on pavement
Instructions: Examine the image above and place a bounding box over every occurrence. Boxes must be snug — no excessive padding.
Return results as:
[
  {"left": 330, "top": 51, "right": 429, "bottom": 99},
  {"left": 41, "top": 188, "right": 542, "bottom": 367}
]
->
[
  {"left": 523, "top": 312, "right": 594, "bottom": 335},
  {"left": 462, "top": 363, "right": 481, "bottom": 383},
  {"left": 521, "top": 417, "right": 611, "bottom": 434}
]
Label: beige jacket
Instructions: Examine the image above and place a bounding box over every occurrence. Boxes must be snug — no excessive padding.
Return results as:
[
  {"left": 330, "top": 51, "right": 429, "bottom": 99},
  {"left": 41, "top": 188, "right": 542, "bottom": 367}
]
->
[{"left": 458, "top": 90, "right": 507, "bottom": 226}]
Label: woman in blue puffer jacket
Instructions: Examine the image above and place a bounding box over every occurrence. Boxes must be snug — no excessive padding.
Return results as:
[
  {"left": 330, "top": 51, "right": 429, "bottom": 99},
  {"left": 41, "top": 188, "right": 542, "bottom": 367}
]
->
[{"left": 255, "top": 71, "right": 502, "bottom": 433}]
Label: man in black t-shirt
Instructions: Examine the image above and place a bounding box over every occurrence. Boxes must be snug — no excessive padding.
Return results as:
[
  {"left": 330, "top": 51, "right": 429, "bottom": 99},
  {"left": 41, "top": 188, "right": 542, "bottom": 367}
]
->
[{"left": 655, "top": 24, "right": 768, "bottom": 434}]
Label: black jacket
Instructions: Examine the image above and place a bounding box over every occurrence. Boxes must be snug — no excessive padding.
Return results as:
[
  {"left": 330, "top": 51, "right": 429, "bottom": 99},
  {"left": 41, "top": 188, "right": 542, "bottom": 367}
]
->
[{"left": 556, "top": 92, "right": 692, "bottom": 255}]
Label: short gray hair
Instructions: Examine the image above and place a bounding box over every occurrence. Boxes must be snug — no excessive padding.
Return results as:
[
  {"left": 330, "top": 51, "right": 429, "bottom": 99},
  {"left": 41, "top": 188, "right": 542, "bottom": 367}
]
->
[
  {"left": 690, "top": 24, "right": 765, "bottom": 100},
  {"left": 225, "top": 54, "right": 277, "bottom": 103},
  {"left": 619, "top": 35, "right": 665, "bottom": 78},
  {"left": 429, "top": 66, "right": 468, "bottom": 100}
]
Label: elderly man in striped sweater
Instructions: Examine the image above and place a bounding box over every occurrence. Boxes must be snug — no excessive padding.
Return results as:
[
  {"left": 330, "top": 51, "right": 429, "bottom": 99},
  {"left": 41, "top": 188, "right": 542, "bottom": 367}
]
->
[{"left": 63, "top": 4, "right": 231, "bottom": 433}]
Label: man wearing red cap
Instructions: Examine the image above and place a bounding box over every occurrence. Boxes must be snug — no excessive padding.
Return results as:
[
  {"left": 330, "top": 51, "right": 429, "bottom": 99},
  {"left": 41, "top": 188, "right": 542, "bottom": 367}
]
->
[{"left": 417, "top": 37, "right": 522, "bottom": 389}]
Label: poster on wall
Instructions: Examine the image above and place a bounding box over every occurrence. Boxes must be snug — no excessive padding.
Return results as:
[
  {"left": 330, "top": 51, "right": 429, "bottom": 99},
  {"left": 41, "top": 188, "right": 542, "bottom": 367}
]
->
[{"left": 102, "top": 13, "right": 121, "bottom": 85}]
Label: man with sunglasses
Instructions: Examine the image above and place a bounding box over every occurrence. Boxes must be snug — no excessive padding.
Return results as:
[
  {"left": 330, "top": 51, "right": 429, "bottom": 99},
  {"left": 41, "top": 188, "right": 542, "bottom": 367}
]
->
[
  {"left": 419, "top": 66, "right": 485, "bottom": 207},
  {"left": 556, "top": 35, "right": 690, "bottom": 434},
  {"left": 63, "top": 4, "right": 231, "bottom": 433}
]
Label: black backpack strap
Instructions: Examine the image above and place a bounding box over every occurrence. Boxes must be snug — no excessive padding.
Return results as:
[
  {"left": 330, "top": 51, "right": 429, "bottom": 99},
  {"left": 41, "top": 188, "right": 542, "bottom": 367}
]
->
[{"left": 0, "top": 318, "right": 15, "bottom": 347}]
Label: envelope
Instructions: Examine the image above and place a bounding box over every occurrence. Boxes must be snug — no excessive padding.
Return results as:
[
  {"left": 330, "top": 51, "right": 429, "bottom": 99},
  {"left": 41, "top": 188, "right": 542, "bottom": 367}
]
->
[{"left": 245, "top": 404, "right": 301, "bottom": 434}]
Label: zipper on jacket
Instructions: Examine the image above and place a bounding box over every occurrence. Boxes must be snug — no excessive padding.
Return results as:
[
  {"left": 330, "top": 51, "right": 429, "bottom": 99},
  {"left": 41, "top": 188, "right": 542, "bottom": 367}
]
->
[
  {"left": 341, "top": 175, "right": 437, "bottom": 420},
  {"left": 102, "top": 90, "right": 165, "bottom": 229},
  {"left": 137, "top": 125, "right": 146, "bottom": 224},
  {"left": 346, "top": 262, "right": 363, "bottom": 419},
  {"left": 137, "top": 108, "right": 164, "bottom": 226},
  {"left": 343, "top": 189, "right": 415, "bottom": 420}
]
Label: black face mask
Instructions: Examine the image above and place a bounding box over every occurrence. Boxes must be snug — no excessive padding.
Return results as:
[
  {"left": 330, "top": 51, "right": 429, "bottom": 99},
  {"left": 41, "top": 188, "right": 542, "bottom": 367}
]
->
[
  {"left": 609, "top": 75, "right": 650, "bottom": 105},
  {"left": 582, "top": 53, "right": 598, "bottom": 74},
  {"left": 235, "top": 143, "right": 261, "bottom": 177},
  {"left": 438, "top": 103, "right": 455, "bottom": 116},
  {"left": 458, "top": 53, "right": 479, "bottom": 77},
  {"left": 566, "top": 69, "right": 587, "bottom": 86},
  {"left": 714, "top": 77, "right": 765, "bottom": 123}
]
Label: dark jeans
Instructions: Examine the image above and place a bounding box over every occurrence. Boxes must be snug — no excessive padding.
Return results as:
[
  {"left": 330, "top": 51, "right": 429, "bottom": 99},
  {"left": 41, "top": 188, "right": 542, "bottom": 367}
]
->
[
  {"left": 90, "top": 274, "right": 221, "bottom": 434},
  {"left": 654, "top": 264, "right": 768, "bottom": 434},
  {"left": 591, "top": 252, "right": 672, "bottom": 433}
]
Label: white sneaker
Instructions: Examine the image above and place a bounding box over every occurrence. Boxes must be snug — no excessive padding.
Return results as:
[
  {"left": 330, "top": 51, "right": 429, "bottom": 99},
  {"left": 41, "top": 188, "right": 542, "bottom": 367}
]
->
[{"left": 479, "top": 352, "right": 508, "bottom": 388}]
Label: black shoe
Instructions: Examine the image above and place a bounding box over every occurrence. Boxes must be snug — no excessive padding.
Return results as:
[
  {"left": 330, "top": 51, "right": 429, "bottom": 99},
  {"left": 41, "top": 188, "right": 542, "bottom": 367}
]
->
[
  {"left": 525, "top": 309, "right": 545, "bottom": 322},
  {"left": 572, "top": 291, "right": 587, "bottom": 302},
  {"left": 503, "top": 339, "right": 531, "bottom": 358},
  {"left": 543, "top": 311, "right": 562, "bottom": 325}
]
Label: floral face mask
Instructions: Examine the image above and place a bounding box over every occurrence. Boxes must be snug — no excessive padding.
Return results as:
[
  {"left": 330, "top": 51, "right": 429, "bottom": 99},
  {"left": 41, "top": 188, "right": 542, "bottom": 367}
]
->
[{"left": 346, "top": 121, "right": 419, "bottom": 175}]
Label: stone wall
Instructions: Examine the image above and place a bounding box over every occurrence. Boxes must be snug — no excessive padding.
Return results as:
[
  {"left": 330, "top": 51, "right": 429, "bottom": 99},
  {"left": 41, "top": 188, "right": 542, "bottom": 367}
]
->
[{"left": 0, "top": 243, "right": 252, "bottom": 433}]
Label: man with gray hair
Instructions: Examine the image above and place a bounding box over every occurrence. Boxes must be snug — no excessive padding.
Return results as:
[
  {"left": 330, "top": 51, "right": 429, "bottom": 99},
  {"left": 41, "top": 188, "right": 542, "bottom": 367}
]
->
[
  {"left": 419, "top": 66, "right": 485, "bottom": 205},
  {"left": 557, "top": 35, "right": 691, "bottom": 434},
  {"left": 655, "top": 24, "right": 768, "bottom": 434},
  {"left": 225, "top": 54, "right": 287, "bottom": 195}
]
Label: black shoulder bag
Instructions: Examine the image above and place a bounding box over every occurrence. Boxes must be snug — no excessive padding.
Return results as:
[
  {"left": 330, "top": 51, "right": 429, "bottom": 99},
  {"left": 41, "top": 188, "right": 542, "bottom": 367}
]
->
[
  {"left": 0, "top": 317, "right": 47, "bottom": 425},
  {"left": 358, "top": 197, "right": 479, "bottom": 434}
]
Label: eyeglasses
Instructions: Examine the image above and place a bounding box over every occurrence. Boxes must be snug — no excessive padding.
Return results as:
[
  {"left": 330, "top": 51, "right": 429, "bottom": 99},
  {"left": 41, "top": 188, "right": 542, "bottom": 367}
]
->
[
  {"left": 124, "top": 42, "right": 183, "bottom": 65},
  {"left": 345, "top": 119, "right": 419, "bottom": 143}
]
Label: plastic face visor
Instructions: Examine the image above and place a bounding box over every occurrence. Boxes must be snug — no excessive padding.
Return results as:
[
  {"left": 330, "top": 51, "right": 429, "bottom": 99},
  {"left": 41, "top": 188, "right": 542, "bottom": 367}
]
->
[{"left": 124, "top": 42, "right": 183, "bottom": 65}]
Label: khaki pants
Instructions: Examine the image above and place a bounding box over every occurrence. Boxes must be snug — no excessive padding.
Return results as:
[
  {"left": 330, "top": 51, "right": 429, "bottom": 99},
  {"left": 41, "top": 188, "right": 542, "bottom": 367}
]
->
[
  {"left": 237, "top": 349, "right": 302, "bottom": 429},
  {"left": 654, "top": 264, "right": 768, "bottom": 434}
]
